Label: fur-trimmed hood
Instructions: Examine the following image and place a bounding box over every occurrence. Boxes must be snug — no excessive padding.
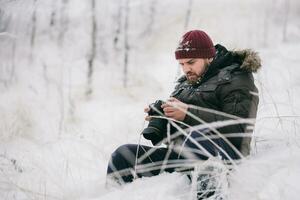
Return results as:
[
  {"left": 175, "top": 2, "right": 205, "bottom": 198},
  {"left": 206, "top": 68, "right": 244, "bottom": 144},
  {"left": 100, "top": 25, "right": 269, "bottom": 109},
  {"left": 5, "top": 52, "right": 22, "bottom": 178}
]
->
[
  {"left": 231, "top": 49, "right": 261, "bottom": 73},
  {"left": 212, "top": 44, "right": 262, "bottom": 73}
]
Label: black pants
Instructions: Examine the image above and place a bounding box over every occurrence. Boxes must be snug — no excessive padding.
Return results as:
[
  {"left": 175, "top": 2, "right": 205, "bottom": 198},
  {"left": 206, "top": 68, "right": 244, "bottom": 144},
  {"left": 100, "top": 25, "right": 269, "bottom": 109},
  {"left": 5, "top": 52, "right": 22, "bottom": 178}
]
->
[{"left": 107, "top": 131, "right": 240, "bottom": 184}]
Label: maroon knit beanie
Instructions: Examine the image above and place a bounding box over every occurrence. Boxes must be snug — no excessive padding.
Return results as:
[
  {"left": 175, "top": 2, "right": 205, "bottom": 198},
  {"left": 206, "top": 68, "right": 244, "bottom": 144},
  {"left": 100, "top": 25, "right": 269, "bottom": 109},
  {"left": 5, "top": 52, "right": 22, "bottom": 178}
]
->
[{"left": 175, "top": 30, "right": 216, "bottom": 59}]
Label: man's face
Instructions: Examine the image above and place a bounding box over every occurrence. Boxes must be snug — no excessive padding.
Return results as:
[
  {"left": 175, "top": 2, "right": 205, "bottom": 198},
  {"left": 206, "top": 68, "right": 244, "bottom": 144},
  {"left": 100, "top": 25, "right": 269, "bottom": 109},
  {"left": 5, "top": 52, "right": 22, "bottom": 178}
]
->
[{"left": 178, "top": 58, "right": 210, "bottom": 84}]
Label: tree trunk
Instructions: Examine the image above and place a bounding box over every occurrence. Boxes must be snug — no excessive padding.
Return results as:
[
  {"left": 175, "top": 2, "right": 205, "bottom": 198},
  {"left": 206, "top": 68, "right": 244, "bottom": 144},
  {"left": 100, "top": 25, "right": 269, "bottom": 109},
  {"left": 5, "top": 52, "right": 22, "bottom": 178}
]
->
[
  {"left": 9, "top": 38, "right": 16, "bottom": 84},
  {"left": 58, "top": 0, "right": 68, "bottom": 46},
  {"left": 184, "top": 0, "right": 193, "bottom": 30},
  {"left": 58, "top": 68, "right": 64, "bottom": 136},
  {"left": 30, "top": 0, "right": 37, "bottom": 62},
  {"left": 50, "top": 0, "right": 56, "bottom": 27},
  {"left": 282, "top": 0, "right": 290, "bottom": 42},
  {"left": 140, "top": 0, "right": 156, "bottom": 36},
  {"left": 123, "top": 0, "right": 130, "bottom": 88},
  {"left": 113, "top": 0, "right": 123, "bottom": 51},
  {"left": 86, "top": 0, "right": 97, "bottom": 97},
  {"left": 68, "top": 66, "right": 75, "bottom": 118}
]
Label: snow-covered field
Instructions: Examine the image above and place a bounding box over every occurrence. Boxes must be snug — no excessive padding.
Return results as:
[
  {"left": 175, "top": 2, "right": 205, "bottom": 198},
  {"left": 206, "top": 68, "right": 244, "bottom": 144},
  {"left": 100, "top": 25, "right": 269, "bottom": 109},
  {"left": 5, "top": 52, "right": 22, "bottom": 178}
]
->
[{"left": 1, "top": 0, "right": 300, "bottom": 199}]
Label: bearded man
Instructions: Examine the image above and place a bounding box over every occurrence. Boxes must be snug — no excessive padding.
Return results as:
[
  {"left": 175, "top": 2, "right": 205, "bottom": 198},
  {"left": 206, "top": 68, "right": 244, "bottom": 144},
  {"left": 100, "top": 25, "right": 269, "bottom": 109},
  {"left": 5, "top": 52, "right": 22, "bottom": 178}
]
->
[{"left": 106, "top": 30, "right": 260, "bottom": 187}]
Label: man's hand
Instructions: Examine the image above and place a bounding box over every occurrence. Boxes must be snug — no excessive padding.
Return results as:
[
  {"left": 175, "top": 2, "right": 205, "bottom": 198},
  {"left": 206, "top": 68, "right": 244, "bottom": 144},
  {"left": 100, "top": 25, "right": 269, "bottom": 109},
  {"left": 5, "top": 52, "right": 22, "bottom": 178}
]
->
[
  {"left": 144, "top": 106, "right": 151, "bottom": 121},
  {"left": 161, "top": 97, "right": 188, "bottom": 121}
]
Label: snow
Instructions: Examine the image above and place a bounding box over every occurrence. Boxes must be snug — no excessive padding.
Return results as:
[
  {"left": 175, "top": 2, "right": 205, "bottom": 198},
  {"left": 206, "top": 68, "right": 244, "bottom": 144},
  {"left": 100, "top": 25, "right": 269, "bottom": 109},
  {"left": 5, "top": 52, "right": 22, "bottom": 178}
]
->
[
  {"left": 1, "top": 0, "right": 300, "bottom": 199},
  {"left": 229, "top": 146, "right": 300, "bottom": 200},
  {"left": 99, "top": 173, "right": 191, "bottom": 200}
]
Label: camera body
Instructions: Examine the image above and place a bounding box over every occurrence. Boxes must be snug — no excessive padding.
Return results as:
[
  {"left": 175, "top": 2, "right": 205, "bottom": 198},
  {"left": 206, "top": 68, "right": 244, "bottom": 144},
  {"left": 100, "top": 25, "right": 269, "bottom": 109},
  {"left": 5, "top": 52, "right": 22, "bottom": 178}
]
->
[{"left": 142, "top": 100, "right": 176, "bottom": 145}]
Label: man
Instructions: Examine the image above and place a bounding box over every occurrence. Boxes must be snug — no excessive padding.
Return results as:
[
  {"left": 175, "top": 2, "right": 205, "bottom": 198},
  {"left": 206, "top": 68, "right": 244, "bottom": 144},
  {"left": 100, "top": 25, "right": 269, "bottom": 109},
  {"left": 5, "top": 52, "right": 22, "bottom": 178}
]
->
[{"left": 107, "top": 30, "right": 260, "bottom": 185}]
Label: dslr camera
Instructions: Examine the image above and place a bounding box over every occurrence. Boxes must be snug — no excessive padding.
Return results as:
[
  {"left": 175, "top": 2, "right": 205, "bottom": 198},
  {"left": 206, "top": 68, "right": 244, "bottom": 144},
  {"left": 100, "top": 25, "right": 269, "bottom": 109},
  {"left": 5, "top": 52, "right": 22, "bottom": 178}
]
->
[{"left": 142, "top": 100, "right": 176, "bottom": 145}]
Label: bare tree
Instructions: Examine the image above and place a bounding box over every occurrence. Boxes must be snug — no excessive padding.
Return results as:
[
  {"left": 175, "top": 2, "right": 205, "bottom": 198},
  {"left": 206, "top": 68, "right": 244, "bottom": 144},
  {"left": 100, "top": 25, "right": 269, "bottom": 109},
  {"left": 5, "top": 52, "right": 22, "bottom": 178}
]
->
[
  {"left": 184, "top": 0, "right": 193, "bottom": 30},
  {"left": 50, "top": 0, "right": 56, "bottom": 27},
  {"left": 56, "top": 0, "right": 69, "bottom": 135},
  {"left": 29, "top": 0, "right": 37, "bottom": 62},
  {"left": 42, "top": 63, "right": 50, "bottom": 93},
  {"left": 148, "top": 0, "right": 156, "bottom": 34},
  {"left": 58, "top": 68, "right": 65, "bottom": 136},
  {"left": 0, "top": 36, "right": 15, "bottom": 88},
  {"left": 68, "top": 67, "right": 75, "bottom": 119},
  {"left": 123, "top": 0, "right": 130, "bottom": 88},
  {"left": 58, "top": 0, "right": 69, "bottom": 45},
  {"left": 140, "top": 0, "right": 156, "bottom": 36},
  {"left": 86, "top": 0, "right": 97, "bottom": 97},
  {"left": 9, "top": 38, "right": 16, "bottom": 84},
  {"left": 282, "top": 0, "right": 290, "bottom": 42},
  {"left": 0, "top": 9, "right": 15, "bottom": 87},
  {"left": 0, "top": 8, "right": 9, "bottom": 33},
  {"left": 113, "top": 0, "right": 123, "bottom": 51}
]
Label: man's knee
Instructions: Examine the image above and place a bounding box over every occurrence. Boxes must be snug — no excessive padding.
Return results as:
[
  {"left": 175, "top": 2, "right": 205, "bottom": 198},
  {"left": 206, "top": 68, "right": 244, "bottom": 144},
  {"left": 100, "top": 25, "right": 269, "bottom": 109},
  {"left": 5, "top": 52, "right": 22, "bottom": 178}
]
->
[
  {"left": 111, "top": 144, "right": 137, "bottom": 158},
  {"left": 107, "top": 144, "right": 139, "bottom": 184},
  {"left": 109, "top": 144, "right": 138, "bottom": 169}
]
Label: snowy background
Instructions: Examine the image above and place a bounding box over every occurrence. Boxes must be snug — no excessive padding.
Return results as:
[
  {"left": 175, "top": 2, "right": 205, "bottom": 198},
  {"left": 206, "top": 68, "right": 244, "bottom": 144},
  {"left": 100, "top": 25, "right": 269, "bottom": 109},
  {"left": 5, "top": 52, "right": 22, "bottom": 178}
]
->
[{"left": 1, "top": 0, "right": 300, "bottom": 199}]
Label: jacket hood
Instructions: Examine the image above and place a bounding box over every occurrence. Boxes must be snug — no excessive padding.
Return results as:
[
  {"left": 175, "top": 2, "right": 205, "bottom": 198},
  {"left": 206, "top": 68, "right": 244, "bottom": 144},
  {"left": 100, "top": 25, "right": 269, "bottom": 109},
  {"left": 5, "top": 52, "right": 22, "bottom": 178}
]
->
[
  {"left": 231, "top": 49, "right": 261, "bottom": 72},
  {"left": 214, "top": 44, "right": 262, "bottom": 73}
]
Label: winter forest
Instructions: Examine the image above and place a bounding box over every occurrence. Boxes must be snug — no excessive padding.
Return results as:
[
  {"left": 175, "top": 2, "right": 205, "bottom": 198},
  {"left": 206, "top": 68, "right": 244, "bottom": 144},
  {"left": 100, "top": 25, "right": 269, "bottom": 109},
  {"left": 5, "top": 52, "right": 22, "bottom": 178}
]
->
[{"left": 1, "top": 0, "right": 300, "bottom": 199}]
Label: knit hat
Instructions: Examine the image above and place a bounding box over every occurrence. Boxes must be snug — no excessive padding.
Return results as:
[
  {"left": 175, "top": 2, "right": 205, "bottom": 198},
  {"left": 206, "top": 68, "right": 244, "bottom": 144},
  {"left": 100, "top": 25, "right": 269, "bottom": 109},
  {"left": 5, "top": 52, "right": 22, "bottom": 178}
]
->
[{"left": 175, "top": 30, "right": 216, "bottom": 59}]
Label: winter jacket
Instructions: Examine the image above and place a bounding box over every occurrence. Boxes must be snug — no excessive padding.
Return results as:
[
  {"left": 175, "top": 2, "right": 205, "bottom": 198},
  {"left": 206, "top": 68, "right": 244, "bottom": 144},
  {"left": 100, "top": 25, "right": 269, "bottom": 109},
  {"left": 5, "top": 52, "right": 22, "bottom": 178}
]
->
[{"left": 170, "top": 44, "right": 261, "bottom": 156}]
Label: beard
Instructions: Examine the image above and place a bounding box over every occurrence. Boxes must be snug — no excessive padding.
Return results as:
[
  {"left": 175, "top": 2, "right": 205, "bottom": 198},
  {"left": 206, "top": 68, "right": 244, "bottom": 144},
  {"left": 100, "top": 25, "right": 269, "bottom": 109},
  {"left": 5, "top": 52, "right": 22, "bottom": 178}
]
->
[
  {"left": 186, "top": 73, "right": 200, "bottom": 84},
  {"left": 186, "top": 62, "right": 210, "bottom": 84}
]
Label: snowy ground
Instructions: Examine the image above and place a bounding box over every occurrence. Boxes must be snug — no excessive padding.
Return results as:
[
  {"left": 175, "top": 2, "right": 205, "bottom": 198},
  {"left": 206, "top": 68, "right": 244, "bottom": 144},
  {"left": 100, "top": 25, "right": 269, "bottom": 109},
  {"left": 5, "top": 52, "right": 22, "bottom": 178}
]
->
[
  {"left": 1, "top": 0, "right": 300, "bottom": 200},
  {"left": 1, "top": 42, "right": 300, "bottom": 200}
]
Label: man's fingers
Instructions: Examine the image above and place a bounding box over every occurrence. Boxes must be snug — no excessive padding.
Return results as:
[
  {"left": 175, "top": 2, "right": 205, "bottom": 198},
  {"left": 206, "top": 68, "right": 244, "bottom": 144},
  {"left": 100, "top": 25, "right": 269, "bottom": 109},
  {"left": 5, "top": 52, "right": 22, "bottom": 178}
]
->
[
  {"left": 144, "top": 107, "right": 150, "bottom": 113},
  {"left": 145, "top": 116, "right": 151, "bottom": 121},
  {"left": 165, "top": 112, "right": 175, "bottom": 118},
  {"left": 163, "top": 107, "right": 175, "bottom": 113}
]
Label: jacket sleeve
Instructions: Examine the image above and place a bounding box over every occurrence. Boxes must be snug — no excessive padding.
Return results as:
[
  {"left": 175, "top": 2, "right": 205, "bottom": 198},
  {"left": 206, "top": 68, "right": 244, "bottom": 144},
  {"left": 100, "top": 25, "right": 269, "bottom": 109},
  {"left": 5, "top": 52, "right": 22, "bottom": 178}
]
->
[{"left": 183, "top": 75, "right": 259, "bottom": 132}]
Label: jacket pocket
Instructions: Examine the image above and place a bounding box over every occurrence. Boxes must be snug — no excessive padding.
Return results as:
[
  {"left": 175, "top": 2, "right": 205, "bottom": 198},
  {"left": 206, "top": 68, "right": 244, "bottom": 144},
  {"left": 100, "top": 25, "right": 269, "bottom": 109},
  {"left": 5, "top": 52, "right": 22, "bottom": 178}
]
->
[
  {"left": 192, "top": 84, "right": 218, "bottom": 107},
  {"left": 196, "top": 84, "right": 217, "bottom": 92}
]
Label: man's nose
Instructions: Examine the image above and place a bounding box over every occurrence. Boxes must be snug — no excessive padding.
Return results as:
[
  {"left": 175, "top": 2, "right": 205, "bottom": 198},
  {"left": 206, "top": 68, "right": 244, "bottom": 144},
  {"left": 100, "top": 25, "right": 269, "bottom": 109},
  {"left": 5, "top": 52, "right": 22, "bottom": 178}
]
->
[{"left": 182, "top": 64, "right": 191, "bottom": 73}]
